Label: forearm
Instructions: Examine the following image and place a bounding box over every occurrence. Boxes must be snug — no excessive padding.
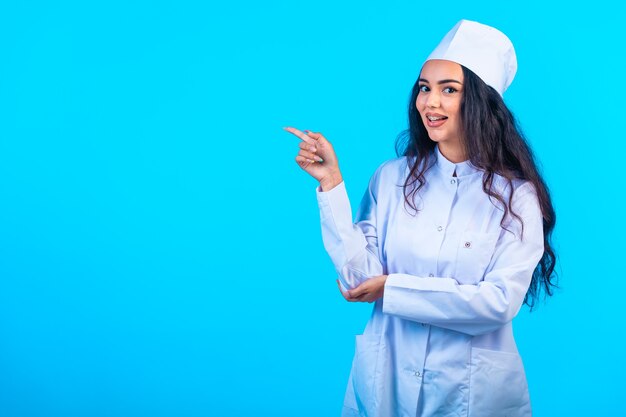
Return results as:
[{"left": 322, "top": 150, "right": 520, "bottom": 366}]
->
[
  {"left": 383, "top": 273, "right": 527, "bottom": 335},
  {"left": 317, "top": 181, "right": 383, "bottom": 289}
]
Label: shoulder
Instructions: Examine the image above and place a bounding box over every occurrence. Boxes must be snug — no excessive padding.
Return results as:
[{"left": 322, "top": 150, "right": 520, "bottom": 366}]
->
[
  {"left": 376, "top": 156, "right": 408, "bottom": 174},
  {"left": 369, "top": 157, "right": 408, "bottom": 186},
  {"left": 491, "top": 176, "right": 542, "bottom": 231},
  {"left": 360, "top": 157, "right": 407, "bottom": 200},
  {"left": 491, "top": 174, "right": 537, "bottom": 201}
]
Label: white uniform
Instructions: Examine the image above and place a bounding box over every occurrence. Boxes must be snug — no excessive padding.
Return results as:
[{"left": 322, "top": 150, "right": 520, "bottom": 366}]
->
[{"left": 316, "top": 146, "right": 543, "bottom": 417}]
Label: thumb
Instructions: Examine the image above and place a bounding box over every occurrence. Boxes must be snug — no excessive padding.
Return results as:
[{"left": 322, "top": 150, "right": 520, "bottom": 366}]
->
[{"left": 304, "top": 131, "right": 335, "bottom": 161}]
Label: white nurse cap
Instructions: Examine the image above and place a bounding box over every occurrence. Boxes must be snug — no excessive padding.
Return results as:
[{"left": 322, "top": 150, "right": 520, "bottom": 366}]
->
[{"left": 426, "top": 19, "right": 517, "bottom": 95}]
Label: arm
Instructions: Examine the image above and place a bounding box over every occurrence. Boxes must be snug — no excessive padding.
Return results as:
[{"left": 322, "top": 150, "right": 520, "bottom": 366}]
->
[
  {"left": 317, "top": 170, "right": 384, "bottom": 290},
  {"left": 382, "top": 184, "right": 544, "bottom": 336},
  {"left": 283, "top": 125, "right": 384, "bottom": 290}
]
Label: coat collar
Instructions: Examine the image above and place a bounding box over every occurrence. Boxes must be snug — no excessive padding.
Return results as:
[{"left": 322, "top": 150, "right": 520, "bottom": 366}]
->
[{"left": 434, "top": 145, "right": 481, "bottom": 177}]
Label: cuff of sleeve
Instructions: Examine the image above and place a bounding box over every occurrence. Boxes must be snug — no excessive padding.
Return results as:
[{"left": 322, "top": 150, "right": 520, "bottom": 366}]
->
[
  {"left": 315, "top": 181, "right": 353, "bottom": 225},
  {"left": 383, "top": 273, "right": 459, "bottom": 317},
  {"left": 385, "top": 273, "right": 458, "bottom": 292},
  {"left": 383, "top": 274, "right": 413, "bottom": 318}
]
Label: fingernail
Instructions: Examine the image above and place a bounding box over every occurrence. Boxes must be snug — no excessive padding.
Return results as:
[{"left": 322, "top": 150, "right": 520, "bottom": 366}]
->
[{"left": 317, "top": 157, "right": 324, "bottom": 163}]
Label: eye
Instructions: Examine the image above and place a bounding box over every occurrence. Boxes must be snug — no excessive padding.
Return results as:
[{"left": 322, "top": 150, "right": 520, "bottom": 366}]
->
[
  {"left": 418, "top": 85, "right": 429, "bottom": 93},
  {"left": 443, "top": 86, "right": 458, "bottom": 94}
]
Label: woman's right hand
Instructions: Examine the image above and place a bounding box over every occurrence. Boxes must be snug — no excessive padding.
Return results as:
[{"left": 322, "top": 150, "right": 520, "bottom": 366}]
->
[{"left": 284, "top": 126, "right": 343, "bottom": 191}]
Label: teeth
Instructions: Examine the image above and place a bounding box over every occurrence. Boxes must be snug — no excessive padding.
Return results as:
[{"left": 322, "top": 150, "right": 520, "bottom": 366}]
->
[{"left": 428, "top": 116, "right": 446, "bottom": 121}]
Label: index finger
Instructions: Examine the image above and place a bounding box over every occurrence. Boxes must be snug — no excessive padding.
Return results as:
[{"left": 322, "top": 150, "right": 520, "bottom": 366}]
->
[
  {"left": 283, "top": 126, "right": 315, "bottom": 145},
  {"left": 347, "top": 281, "right": 367, "bottom": 298}
]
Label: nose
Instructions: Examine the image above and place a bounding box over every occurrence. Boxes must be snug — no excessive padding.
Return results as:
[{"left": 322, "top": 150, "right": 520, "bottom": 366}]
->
[{"left": 426, "top": 90, "right": 440, "bottom": 108}]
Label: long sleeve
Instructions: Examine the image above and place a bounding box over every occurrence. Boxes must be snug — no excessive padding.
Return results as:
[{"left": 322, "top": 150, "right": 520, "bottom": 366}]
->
[
  {"left": 316, "top": 169, "right": 384, "bottom": 290},
  {"left": 382, "top": 183, "right": 544, "bottom": 336}
]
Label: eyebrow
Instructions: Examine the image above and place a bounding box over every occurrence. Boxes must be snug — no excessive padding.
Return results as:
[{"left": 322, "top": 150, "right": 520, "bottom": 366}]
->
[{"left": 418, "top": 78, "right": 463, "bottom": 85}]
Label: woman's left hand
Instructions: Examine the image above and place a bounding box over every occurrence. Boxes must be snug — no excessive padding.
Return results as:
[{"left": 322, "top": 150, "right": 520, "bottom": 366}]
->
[{"left": 336, "top": 275, "right": 388, "bottom": 303}]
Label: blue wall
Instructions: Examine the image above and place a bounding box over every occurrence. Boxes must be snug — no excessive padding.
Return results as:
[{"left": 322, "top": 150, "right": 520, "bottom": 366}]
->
[{"left": 1, "top": 1, "right": 623, "bottom": 416}]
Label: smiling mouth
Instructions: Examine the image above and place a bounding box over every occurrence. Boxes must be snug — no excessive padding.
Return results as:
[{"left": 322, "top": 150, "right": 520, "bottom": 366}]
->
[{"left": 427, "top": 115, "right": 447, "bottom": 121}]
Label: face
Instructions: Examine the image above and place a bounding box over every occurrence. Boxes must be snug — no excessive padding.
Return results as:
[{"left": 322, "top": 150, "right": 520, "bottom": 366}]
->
[{"left": 415, "top": 59, "right": 465, "bottom": 158}]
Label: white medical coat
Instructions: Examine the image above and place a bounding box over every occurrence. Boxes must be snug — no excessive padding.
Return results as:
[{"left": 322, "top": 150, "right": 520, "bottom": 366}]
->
[{"left": 316, "top": 147, "right": 543, "bottom": 417}]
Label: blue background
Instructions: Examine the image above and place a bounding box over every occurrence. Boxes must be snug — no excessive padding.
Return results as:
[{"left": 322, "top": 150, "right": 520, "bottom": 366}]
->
[{"left": 1, "top": 1, "right": 624, "bottom": 416}]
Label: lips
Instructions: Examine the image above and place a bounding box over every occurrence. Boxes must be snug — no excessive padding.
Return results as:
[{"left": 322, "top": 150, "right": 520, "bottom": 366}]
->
[{"left": 425, "top": 112, "right": 448, "bottom": 128}]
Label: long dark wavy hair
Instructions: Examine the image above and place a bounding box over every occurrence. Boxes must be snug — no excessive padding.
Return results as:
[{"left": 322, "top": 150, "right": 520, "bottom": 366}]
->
[{"left": 395, "top": 65, "right": 557, "bottom": 309}]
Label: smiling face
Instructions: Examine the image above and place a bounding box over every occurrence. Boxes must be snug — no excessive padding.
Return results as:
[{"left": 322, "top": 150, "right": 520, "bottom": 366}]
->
[{"left": 415, "top": 59, "right": 465, "bottom": 162}]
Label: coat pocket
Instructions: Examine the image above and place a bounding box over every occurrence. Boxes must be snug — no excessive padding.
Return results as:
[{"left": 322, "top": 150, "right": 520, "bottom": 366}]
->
[
  {"left": 468, "top": 347, "right": 531, "bottom": 417},
  {"left": 348, "top": 334, "right": 382, "bottom": 415},
  {"left": 454, "top": 231, "right": 499, "bottom": 284}
]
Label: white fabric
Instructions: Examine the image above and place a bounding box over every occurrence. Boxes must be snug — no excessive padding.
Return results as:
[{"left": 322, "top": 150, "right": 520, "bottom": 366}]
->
[
  {"left": 426, "top": 19, "right": 517, "bottom": 95},
  {"left": 316, "top": 147, "right": 543, "bottom": 416}
]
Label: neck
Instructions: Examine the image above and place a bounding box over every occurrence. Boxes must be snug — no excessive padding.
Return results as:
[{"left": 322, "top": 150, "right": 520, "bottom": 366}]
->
[{"left": 437, "top": 143, "right": 467, "bottom": 163}]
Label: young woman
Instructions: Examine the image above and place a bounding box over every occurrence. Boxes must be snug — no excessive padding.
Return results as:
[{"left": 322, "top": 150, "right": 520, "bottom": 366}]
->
[{"left": 284, "top": 19, "right": 556, "bottom": 417}]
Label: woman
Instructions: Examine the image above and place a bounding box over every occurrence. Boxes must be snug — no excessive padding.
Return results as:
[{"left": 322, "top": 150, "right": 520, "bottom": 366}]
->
[{"left": 284, "top": 19, "right": 556, "bottom": 417}]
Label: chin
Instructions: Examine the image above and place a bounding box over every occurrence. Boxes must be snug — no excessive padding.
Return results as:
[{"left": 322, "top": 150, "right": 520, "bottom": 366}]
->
[{"left": 427, "top": 132, "right": 447, "bottom": 143}]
